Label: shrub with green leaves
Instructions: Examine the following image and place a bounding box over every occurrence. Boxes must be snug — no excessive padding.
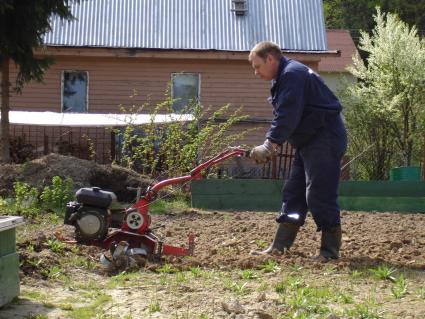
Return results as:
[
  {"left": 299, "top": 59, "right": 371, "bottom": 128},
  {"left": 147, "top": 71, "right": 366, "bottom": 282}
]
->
[
  {"left": 114, "top": 92, "right": 252, "bottom": 178},
  {"left": 342, "top": 9, "right": 425, "bottom": 179},
  {"left": 40, "top": 176, "right": 74, "bottom": 214},
  {"left": 13, "top": 181, "right": 40, "bottom": 218}
]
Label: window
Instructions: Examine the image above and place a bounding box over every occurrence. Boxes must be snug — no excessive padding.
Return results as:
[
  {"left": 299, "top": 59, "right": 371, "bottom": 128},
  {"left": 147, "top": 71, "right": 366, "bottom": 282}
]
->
[
  {"left": 171, "top": 73, "right": 200, "bottom": 112},
  {"left": 62, "top": 71, "right": 88, "bottom": 113}
]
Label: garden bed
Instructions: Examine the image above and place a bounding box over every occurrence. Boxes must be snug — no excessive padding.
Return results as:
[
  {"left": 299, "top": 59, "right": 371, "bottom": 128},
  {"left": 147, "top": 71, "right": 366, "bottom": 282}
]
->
[{"left": 0, "top": 209, "right": 424, "bottom": 318}]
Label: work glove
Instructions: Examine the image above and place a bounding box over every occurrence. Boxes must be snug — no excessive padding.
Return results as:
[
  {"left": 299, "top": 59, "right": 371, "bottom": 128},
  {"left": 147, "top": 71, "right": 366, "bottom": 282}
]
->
[{"left": 250, "top": 140, "right": 274, "bottom": 164}]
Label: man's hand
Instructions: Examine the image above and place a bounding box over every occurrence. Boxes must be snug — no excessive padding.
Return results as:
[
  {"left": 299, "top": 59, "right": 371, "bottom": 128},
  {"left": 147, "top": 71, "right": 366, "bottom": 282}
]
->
[{"left": 250, "top": 140, "right": 275, "bottom": 164}]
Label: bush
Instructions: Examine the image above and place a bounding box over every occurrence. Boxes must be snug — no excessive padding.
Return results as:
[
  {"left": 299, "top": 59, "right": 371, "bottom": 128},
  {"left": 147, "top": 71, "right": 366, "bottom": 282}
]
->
[
  {"left": 40, "top": 176, "right": 74, "bottom": 215},
  {"left": 114, "top": 92, "right": 253, "bottom": 178},
  {"left": 13, "top": 181, "right": 40, "bottom": 218}
]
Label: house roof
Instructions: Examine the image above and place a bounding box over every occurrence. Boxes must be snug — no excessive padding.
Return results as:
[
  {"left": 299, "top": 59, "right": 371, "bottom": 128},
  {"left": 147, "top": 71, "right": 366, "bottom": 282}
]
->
[
  {"left": 43, "top": 0, "right": 328, "bottom": 52},
  {"left": 318, "top": 29, "right": 357, "bottom": 72}
]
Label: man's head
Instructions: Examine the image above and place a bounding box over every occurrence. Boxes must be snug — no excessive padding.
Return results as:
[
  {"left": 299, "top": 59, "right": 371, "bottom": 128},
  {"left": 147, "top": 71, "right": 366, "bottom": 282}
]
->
[{"left": 249, "top": 41, "right": 283, "bottom": 81}]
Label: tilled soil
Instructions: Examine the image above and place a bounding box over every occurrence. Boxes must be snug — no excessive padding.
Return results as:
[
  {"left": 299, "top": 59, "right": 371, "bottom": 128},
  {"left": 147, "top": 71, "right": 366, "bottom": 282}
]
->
[
  {"left": 18, "top": 209, "right": 425, "bottom": 278},
  {"left": 7, "top": 209, "right": 425, "bottom": 319},
  {"left": 155, "top": 210, "right": 425, "bottom": 271}
]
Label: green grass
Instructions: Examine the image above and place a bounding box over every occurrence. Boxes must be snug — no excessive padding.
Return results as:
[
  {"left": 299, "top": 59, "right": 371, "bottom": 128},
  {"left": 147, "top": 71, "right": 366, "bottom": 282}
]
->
[
  {"left": 148, "top": 198, "right": 190, "bottom": 215},
  {"left": 157, "top": 263, "right": 180, "bottom": 274},
  {"left": 148, "top": 300, "right": 161, "bottom": 313},
  {"left": 69, "top": 292, "right": 112, "bottom": 319},
  {"left": 240, "top": 269, "right": 258, "bottom": 280},
  {"left": 391, "top": 274, "right": 408, "bottom": 298},
  {"left": 258, "top": 260, "right": 280, "bottom": 273},
  {"left": 368, "top": 265, "right": 396, "bottom": 281}
]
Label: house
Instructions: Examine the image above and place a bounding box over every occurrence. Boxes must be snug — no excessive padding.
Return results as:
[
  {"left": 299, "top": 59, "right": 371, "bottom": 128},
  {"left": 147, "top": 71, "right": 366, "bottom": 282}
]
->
[
  {"left": 3, "top": 0, "right": 340, "bottom": 166},
  {"left": 319, "top": 29, "right": 358, "bottom": 94}
]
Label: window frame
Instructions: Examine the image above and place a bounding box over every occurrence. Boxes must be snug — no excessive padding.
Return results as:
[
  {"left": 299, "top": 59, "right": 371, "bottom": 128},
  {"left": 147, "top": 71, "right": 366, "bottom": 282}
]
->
[
  {"left": 61, "top": 70, "right": 89, "bottom": 113},
  {"left": 170, "top": 72, "right": 201, "bottom": 112}
]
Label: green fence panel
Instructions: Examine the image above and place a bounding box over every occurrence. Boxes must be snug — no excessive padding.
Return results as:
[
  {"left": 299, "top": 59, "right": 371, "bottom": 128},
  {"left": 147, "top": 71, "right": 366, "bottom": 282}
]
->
[{"left": 192, "top": 179, "right": 425, "bottom": 212}]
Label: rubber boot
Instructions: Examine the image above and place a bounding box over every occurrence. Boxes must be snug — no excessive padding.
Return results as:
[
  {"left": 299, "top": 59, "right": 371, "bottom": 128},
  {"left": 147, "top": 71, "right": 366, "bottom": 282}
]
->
[
  {"left": 251, "top": 223, "right": 300, "bottom": 255},
  {"left": 318, "top": 225, "right": 342, "bottom": 260}
]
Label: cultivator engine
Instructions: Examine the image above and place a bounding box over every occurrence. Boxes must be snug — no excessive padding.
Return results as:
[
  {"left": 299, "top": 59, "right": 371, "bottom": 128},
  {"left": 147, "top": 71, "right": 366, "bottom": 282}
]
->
[{"left": 63, "top": 147, "right": 248, "bottom": 271}]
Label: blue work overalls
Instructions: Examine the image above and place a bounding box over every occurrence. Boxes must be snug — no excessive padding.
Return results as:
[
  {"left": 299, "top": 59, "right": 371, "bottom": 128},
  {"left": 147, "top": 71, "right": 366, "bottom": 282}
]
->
[{"left": 266, "top": 57, "right": 347, "bottom": 231}]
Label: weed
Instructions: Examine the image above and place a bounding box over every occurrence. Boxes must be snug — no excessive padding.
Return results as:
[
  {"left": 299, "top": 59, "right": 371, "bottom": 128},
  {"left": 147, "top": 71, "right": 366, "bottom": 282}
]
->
[
  {"left": 254, "top": 239, "right": 268, "bottom": 249},
  {"left": 275, "top": 281, "right": 286, "bottom": 294},
  {"left": 258, "top": 260, "right": 280, "bottom": 273},
  {"left": 47, "top": 238, "right": 65, "bottom": 254},
  {"left": 25, "top": 258, "right": 42, "bottom": 269},
  {"left": 336, "top": 292, "right": 354, "bottom": 304},
  {"left": 285, "top": 286, "right": 330, "bottom": 315},
  {"left": 70, "top": 292, "right": 112, "bottom": 319},
  {"left": 224, "top": 280, "right": 250, "bottom": 296},
  {"left": 285, "top": 275, "right": 304, "bottom": 290},
  {"left": 149, "top": 197, "right": 189, "bottom": 215},
  {"left": 391, "top": 274, "right": 408, "bottom": 299},
  {"left": 159, "top": 274, "right": 169, "bottom": 285},
  {"left": 199, "top": 314, "right": 209, "bottom": 319},
  {"left": 175, "top": 272, "right": 187, "bottom": 283},
  {"left": 148, "top": 300, "right": 161, "bottom": 313},
  {"left": 69, "top": 255, "right": 96, "bottom": 271},
  {"left": 345, "top": 303, "right": 384, "bottom": 319},
  {"left": 157, "top": 263, "right": 179, "bottom": 274},
  {"left": 241, "top": 269, "right": 258, "bottom": 280},
  {"left": 41, "top": 265, "right": 63, "bottom": 280},
  {"left": 190, "top": 266, "right": 202, "bottom": 277},
  {"left": 368, "top": 265, "right": 396, "bottom": 282}
]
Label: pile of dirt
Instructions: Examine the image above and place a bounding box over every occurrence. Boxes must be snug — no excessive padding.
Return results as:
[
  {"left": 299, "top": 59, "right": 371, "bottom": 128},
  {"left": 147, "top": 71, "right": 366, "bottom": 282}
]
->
[{"left": 0, "top": 153, "right": 154, "bottom": 202}]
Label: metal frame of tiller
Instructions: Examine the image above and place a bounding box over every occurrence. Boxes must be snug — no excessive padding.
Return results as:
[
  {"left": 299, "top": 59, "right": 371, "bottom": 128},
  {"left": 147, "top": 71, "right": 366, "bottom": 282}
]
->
[{"left": 97, "top": 147, "right": 248, "bottom": 261}]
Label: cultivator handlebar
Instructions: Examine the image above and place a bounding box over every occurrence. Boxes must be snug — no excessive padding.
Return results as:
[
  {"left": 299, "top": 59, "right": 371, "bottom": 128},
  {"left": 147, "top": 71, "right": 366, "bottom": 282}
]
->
[{"left": 142, "top": 147, "right": 249, "bottom": 198}]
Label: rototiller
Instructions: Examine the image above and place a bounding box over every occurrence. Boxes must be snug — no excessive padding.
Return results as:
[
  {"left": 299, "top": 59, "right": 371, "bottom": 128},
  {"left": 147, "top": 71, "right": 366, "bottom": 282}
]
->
[{"left": 63, "top": 147, "right": 248, "bottom": 269}]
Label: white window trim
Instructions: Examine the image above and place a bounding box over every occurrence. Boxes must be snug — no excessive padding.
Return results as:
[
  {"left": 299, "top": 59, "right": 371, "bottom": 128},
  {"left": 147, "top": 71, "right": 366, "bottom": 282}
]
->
[
  {"left": 61, "top": 70, "right": 89, "bottom": 113},
  {"left": 170, "top": 72, "right": 201, "bottom": 106}
]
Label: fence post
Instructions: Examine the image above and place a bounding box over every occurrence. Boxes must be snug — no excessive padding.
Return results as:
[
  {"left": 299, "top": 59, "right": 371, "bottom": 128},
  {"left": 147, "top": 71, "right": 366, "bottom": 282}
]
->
[
  {"left": 43, "top": 135, "right": 49, "bottom": 155},
  {"left": 423, "top": 132, "right": 425, "bottom": 180}
]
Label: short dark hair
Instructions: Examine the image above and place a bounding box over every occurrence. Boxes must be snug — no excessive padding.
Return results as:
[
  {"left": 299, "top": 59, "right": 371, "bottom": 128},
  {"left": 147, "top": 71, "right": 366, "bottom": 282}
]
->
[{"left": 249, "top": 41, "right": 283, "bottom": 61}]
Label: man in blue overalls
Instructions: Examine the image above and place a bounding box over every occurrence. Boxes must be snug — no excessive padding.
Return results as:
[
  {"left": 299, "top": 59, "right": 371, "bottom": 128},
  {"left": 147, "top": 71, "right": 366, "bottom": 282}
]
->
[{"left": 249, "top": 41, "right": 347, "bottom": 260}]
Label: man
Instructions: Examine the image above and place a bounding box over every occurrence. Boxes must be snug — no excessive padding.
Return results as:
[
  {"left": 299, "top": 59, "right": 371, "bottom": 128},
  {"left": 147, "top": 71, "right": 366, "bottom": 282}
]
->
[{"left": 249, "top": 41, "right": 347, "bottom": 260}]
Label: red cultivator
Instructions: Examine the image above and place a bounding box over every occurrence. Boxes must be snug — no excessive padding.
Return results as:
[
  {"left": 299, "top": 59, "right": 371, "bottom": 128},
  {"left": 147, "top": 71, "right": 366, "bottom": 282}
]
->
[{"left": 64, "top": 147, "right": 248, "bottom": 270}]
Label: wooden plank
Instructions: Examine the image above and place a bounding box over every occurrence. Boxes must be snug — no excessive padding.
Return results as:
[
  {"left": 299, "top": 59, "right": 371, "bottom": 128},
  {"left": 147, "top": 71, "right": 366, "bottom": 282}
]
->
[
  {"left": 339, "top": 181, "right": 425, "bottom": 197},
  {"left": 339, "top": 196, "right": 425, "bottom": 213},
  {"left": 191, "top": 180, "right": 425, "bottom": 212}
]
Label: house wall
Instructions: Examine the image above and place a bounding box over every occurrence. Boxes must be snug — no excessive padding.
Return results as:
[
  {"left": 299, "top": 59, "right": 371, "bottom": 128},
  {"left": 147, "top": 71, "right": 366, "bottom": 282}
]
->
[
  {"left": 320, "top": 72, "right": 356, "bottom": 96},
  {"left": 4, "top": 53, "right": 319, "bottom": 147}
]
